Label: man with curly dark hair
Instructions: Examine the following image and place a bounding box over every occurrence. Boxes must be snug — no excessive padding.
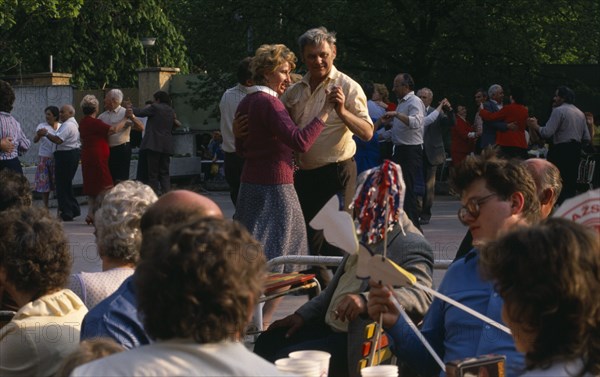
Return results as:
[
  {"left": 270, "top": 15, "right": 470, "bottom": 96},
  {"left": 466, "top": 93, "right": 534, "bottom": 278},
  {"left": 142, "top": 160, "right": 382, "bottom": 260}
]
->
[
  {"left": 0, "top": 207, "right": 88, "bottom": 376},
  {"left": 73, "top": 217, "right": 287, "bottom": 376},
  {"left": 479, "top": 218, "right": 600, "bottom": 376},
  {"left": 367, "top": 149, "right": 541, "bottom": 377}
]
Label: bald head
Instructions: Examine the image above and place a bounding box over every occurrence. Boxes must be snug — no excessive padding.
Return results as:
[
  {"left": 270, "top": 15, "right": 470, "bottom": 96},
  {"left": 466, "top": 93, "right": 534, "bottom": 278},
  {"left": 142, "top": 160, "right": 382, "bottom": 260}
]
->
[
  {"left": 59, "top": 104, "right": 75, "bottom": 122},
  {"left": 140, "top": 190, "right": 222, "bottom": 232},
  {"left": 522, "top": 159, "right": 562, "bottom": 219}
]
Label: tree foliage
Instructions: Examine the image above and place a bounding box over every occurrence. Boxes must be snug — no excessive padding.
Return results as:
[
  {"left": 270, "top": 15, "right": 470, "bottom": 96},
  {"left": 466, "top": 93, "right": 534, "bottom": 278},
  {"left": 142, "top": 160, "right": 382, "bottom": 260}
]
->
[
  {"left": 1, "top": 0, "right": 598, "bottom": 112},
  {"left": 172, "top": 0, "right": 599, "bottom": 118},
  {"left": 0, "top": 0, "right": 189, "bottom": 88}
]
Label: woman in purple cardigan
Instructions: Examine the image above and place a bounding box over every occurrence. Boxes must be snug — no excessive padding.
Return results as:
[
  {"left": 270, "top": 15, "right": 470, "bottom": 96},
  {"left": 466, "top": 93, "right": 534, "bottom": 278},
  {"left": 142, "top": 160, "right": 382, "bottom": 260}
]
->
[{"left": 235, "top": 44, "right": 333, "bottom": 327}]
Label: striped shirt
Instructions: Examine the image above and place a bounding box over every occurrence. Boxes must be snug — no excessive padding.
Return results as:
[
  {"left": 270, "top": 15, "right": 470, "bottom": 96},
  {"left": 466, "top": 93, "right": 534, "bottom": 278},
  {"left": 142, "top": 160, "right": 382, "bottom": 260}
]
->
[{"left": 0, "top": 111, "right": 30, "bottom": 160}]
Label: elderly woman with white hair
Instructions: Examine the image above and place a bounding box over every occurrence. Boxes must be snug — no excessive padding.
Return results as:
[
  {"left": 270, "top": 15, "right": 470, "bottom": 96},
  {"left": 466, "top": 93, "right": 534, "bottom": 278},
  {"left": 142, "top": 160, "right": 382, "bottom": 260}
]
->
[
  {"left": 68, "top": 180, "right": 157, "bottom": 309},
  {"left": 79, "top": 94, "right": 131, "bottom": 224}
]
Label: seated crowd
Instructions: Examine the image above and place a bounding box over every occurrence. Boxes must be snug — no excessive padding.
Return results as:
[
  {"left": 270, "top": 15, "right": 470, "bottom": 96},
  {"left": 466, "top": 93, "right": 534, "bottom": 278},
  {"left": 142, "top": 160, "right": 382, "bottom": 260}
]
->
[{"left": 1, "top": 146, "right": 598, "bottom": 376}]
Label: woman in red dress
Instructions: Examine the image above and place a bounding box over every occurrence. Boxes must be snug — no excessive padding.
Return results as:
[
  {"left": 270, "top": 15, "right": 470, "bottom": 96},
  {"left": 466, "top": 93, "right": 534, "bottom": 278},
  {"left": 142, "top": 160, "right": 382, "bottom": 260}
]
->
[
  {"left": 79, "top": 95, "right": 129, "bottom": 224},
  {"left": 450, "top": 105, "right": 477, "bottom": 167}
]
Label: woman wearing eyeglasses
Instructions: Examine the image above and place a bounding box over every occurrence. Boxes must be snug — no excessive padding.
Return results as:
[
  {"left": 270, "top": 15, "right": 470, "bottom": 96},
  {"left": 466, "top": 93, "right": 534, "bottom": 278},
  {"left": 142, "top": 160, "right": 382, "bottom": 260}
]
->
[{"left": 367, "top": 149, "right": 541, "bottom": 377}]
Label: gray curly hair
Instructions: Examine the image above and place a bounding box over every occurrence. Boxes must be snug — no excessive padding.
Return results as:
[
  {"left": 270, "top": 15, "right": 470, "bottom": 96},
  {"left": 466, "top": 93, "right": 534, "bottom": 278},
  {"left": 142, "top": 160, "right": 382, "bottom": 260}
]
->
[
  {"left": 80, "top": 94, "right": 99, "bottom": 109},
  {"left": 94, "top": 181, "right": 158, "bottom": 264}
]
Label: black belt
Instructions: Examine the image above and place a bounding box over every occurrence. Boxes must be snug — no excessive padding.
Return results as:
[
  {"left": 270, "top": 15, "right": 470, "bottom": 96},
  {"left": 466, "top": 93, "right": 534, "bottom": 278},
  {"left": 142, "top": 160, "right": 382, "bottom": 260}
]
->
[{"left": 110, "top": 142, "right": 130, "bottom": 148}]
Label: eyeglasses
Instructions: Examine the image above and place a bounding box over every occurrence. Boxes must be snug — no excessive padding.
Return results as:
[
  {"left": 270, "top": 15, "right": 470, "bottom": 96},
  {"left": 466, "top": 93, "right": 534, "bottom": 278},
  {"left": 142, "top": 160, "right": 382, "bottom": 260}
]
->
[{"left": 457, "top": 193, "right": 498, "bottom": 225}]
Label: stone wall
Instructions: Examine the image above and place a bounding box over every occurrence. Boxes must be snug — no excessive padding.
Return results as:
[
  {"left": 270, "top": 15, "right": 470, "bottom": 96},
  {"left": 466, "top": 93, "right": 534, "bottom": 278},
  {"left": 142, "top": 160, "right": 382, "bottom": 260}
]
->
[{"left": 12, "top": 85, "right": 72, "bottom": 165}]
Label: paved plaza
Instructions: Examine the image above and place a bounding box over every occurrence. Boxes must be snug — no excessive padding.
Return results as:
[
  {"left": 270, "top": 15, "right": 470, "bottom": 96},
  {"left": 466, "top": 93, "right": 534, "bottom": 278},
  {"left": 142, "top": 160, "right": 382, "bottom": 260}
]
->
[{"left": 52, "top": 190, "right": 465, "bottom": 322}]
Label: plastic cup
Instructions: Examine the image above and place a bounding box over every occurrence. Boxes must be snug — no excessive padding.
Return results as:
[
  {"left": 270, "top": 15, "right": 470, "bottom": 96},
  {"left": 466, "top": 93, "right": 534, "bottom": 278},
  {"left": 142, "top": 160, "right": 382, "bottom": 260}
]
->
[
  {"left": 289, "top": 350, "right": 331, "bottom": 377},
  {"left": 275, "top": 357, "right": 320, "bottom": 377},
  {"left": 361, "top": 364, "right": 398, "bottom": 377}
]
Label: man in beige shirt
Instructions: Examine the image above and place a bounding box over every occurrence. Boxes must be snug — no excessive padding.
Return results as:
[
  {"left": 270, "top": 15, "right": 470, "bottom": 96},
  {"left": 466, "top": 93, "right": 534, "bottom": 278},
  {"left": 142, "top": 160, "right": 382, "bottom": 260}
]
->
[{"left": 280, "top": 27, "right": 373, "bottom": 286}]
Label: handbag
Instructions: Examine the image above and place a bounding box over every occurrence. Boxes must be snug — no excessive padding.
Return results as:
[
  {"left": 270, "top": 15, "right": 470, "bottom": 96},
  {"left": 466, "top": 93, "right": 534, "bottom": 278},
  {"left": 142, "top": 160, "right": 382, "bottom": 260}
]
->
[{"left": 210, "top": 162, "right": 219, "bottom": 176}]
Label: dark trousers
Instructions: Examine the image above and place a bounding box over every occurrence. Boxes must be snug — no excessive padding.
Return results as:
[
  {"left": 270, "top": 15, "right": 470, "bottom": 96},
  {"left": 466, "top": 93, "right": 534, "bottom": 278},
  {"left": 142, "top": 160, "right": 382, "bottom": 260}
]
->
[
  {"left": 136, "top": 149, "right": 148, "bottom": 183},
  {"left": 145, "top": 149, "right": 171, "bottom": 195},
  {"left": 548, "top": 141, "right": 582, "bottom": 204},
  {"left": 224, "top": 152, "right": 244, "bottom": 208},
  {"left": 54, "top": 149, "right": 81, "bottom": 219},
  {"left": 0, "top": 157, "right": 23, "bottom": 174},
  {"left": 108, "top": 142, "right": 131, "bottom": 183},
  {"left": 254, "top": 321, "right": 349, "bottom": 377},
  {"left": 421, "top": 158, "right": 439, "bottom": 221},
  {"left": 295, "top": 159, "right": 356, "bottom": 287},
  {"left": 379, "top": 141, "right": 394, "bottom": 161},
  {"left": 498, "top": 146, "right": 528, "bottom": 160},
  {"left": 392, "top": 145, "right": 423, "bottom": 231}
]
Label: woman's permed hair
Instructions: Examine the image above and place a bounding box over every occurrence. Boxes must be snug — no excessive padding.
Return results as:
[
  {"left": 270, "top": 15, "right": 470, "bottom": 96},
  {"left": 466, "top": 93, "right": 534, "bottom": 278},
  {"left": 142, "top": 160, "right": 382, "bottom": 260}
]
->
[
  {"left": 0, "top": 207, "right": 71, "bottom": 299},
  {"left": 479, "top": 218, "right": 599, "bottom": 375},
  {"left": 251, "top": 44, "right": 296, "bottom": 85},
  {"left": 94, "top": 181, "right": 157, "bottom": 264},
  {"left": 80, "top": 94, "right": 99, "bottom": 116},
  {"left": 135, "top": 217, "right": 266, "bottom": 343},
  {"left": 373, "top": 83, "right": 390, "bottom": 103},
  {"left": 0, "top": 169, "right": 32, "bottom": 211}
]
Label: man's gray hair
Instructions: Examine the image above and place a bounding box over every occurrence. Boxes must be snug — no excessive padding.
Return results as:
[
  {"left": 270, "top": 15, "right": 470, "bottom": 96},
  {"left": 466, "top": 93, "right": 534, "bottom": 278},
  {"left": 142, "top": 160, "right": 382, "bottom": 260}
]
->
[
  {"left": 418, "top": 87, "right": 433, "bottom": 98},
  {"left": 62, "top": 104, "right": 75, "bottom": 116},
  {"left": 488, "top": 84, "right": 502, "bottom": 98},
  {"left": 298, "top": 26, "right": 336, "bottom": 54},
  {"left": 107, "top": 88, "right": 124, "bottom": 104}
]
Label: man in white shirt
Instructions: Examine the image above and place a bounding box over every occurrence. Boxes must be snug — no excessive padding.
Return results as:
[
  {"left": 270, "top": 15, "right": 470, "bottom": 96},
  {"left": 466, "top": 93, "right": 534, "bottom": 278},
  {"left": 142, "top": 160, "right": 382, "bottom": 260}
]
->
[
  {"left": 99, "top": 89, "right": 141, "bottom": 183},
  {"left": 219, "top": 57, "right": 252, "bottom": 208},
  {"left": 42, "top": 104, "right": 81, "bottom": 221},
  {"left": 377, "top": 73, "right": 426, "bottom": 230}
]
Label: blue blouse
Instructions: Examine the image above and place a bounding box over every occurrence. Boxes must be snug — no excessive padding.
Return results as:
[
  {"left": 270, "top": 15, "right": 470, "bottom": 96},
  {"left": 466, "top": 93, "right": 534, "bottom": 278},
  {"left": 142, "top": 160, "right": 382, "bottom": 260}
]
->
[{"left": 80, "top": 276, "right": 151, "bottom": 349}]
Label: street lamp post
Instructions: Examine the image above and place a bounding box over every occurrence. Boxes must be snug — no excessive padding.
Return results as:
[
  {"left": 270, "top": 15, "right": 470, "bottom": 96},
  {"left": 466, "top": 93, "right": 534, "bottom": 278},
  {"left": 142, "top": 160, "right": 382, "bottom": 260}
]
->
[{"left": 140, "top": 37, "right": 156, "bottom": 67}]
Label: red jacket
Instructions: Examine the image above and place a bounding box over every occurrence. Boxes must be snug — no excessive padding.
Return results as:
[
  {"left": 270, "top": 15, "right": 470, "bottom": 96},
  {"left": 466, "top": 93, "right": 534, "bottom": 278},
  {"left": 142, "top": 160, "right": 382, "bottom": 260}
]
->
[
  {"left": 451, "top": 116, "right": 475, "bottom": 166},
  {"left": 479, "top": 103, "right": 528, "bottom": 149}
]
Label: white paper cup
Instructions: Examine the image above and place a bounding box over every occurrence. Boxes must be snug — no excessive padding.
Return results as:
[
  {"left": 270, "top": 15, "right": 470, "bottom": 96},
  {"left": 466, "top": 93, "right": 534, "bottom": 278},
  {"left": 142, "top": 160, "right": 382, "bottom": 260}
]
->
[
  {"left": 289, "top": 350, "right": 331, "bottom": 377},
  {"left": 275, "top": 357, "right": 320, "bottom": 377},
  {"left": 361, "top": 364, "right": 398, "bottom": 377}
]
